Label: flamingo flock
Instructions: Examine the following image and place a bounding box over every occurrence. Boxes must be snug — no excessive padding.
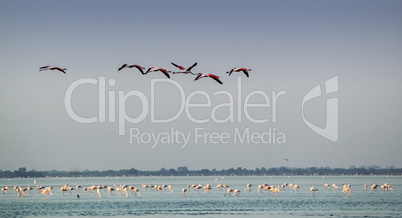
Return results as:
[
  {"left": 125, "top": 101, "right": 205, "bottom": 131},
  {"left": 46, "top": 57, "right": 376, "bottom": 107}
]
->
[
  {"left": 117, "top": 62, "right": 251, "bottom": 84},
  {"left": 39, "top": 62, "right": 253, "bottom": 85},
  {"left": 1, "top": 180, "right": 396, "bottom": 200}
]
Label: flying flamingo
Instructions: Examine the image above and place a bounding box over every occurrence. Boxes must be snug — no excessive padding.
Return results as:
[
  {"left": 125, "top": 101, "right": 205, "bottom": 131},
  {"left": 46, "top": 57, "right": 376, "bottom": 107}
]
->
[
  {"left": 171, "top": 62, "right": 198, "bottom": 74},
  {"left": 118, "top": 64, "right": 146, "bottom": 75},
  {"left": 226, "top": 68, "right": 251, "bottom": 77},
  {"left": 145, "top": 67, "right": 171, "bottom": 78},
  {"left": 194, "top": 73, "right": 223, "bottom": 84},
  {"left": 39, "top": 66, "right": 67, "bottom": 74}
]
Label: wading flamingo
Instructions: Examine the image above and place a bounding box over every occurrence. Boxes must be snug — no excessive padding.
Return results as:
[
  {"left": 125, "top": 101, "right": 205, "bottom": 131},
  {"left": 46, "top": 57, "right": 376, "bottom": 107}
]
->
[
  {"left": 233, "top": 189, "right": 241, "bottom": 197},
  {"left": 310, "top": 186, "right": 318, "bottom": 196},
  {"left": 1, "top": 187, "right": 9, "bottom": 194},
  {"left": 224, "top": 189, "right": 233, "bottom": 196},
  {"left": 182, "top": 188, "right": 187, "bottom": 196},
  {"left": 245, "top": 184, "right": 252, "bottom": 192},
  {"left": 371, "top": 183, "right": 378, "bottom": 191},
  {"left": 204, "top": 184, "right": 212, "bottom": 194},
  {"left": 342, "top": 185, "right": 351, "bottom": 197}
]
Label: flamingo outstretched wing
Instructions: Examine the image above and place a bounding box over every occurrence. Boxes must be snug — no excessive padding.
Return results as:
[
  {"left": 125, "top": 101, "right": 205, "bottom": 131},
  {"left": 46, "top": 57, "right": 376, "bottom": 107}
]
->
[
  {"left": 132, "top": 65, "right": 145, "bottom": 75},
  {"left": 241, "top": 69, "right": 249, "bottom": 77},
  {"left": 171, "top": 62, "right": 185, "bottom": 71},
  {"left": 158, "top": 68, "right": 170, "bottom": 78},
  {"left": 118, "top": 64, "right": 128, "bottom": 71},
  {"left": 39, "top": 66, "right": 50, "bottom": 70},
  {"left": 51, "top": 67, "right": 66, "bottom": 74},
  {"left": 194, "top": 73, "right": 203, "bottom": 81},
  {"left": 186, "top": 62, "right": 198, "bottom": 71},
  {"left": 208, "top": 74, "right": 223, "bottom": 84}
]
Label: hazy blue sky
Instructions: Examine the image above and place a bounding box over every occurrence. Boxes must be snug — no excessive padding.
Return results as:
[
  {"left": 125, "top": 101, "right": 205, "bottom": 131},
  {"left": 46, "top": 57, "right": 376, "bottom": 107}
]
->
[{"left": 1, "top": 0, "right": 401, "bottom": 171}]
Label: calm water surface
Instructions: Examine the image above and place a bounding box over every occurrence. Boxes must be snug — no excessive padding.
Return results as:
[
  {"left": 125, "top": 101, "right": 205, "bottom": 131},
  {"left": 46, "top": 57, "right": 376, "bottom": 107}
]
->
[{"left": 0, "top": 176, "right": 401, "bottom": 217}]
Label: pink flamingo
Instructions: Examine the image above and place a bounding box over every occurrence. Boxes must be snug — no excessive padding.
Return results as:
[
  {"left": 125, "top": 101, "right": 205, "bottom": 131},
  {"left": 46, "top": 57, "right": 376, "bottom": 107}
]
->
[
  {"left": 118, "top": 64, "right": 146, "bottom": 74},
  {"left": 145, "top": 67, "right": 171, "bottom": 78},
  {"left": 194, "top": 73, "right": 223, "bottom": 84},
  {"left": 226, "top": 68, "right": 251, "bottom": 77},
  {"left": 39, "top": 66, "right": 67, "bottom": 74},
  {"left": 171, "top": 62, "right": 198, "bottom": 74}
]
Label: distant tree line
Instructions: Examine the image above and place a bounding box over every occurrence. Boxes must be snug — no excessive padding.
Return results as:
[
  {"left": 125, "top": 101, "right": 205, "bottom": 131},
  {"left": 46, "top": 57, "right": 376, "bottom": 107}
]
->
[{"left": 0, "top": 166, "right": 401, "bottom": 178}]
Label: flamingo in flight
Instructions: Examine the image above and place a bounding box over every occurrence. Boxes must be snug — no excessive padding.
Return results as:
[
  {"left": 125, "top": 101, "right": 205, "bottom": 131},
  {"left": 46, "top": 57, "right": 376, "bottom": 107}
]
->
[
  {"left": 39, "top": 66, "right": 67, "bottom": 74},
  {"left": 171, "top": 62, "right": 198, "bottom": 75},
  {"left": 226, "top": 68, "right": 251, "bottom": 77},
  {"left": 145, "top": 67, "right": 171, "bottom": 78},
  {"left": 118, "top": 64, "right": 146, "bottom": 75},
  {"left": 194, "top": 73, "right": 223, "bottom": 84}
]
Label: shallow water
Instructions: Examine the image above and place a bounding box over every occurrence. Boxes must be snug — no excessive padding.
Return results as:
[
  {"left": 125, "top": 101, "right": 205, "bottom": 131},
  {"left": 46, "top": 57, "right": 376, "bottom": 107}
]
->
[{"left": 0, "top": 175, "right": 401, "bottom": 217}]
